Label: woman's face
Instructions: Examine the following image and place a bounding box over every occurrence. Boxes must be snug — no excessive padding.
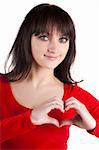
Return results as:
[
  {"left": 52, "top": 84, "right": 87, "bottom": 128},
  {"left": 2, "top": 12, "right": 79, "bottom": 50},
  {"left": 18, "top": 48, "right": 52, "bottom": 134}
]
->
[{"left": 31, "top": 30, "right": 69, "bottom": 70}]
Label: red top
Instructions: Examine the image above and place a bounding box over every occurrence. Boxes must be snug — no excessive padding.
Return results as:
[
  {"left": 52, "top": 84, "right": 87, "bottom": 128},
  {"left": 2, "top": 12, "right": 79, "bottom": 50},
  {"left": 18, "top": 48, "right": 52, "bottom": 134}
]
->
[{"left": 0, "top": 75, "right": 99, "bottom": 150}]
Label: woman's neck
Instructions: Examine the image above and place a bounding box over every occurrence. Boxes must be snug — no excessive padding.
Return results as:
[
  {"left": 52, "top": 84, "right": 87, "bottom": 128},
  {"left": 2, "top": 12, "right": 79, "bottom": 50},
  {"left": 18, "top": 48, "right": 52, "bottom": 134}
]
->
[{"left": 26, "top": 66, "right": 57, "bottom": 88}]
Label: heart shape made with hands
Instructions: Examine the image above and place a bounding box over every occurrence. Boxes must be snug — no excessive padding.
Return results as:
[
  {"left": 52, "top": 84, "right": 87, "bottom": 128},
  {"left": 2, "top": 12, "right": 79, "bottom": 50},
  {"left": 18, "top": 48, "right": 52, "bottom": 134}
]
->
[{"left": 48, "top": 106, "right": 77, "bottom": 127}]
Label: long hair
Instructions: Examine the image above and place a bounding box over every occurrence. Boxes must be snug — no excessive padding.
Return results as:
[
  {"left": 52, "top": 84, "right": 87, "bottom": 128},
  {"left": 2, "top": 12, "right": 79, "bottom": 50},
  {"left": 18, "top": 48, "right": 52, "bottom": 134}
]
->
[{"left": 2, "top": 3, "right": 80, "bottom": 84}]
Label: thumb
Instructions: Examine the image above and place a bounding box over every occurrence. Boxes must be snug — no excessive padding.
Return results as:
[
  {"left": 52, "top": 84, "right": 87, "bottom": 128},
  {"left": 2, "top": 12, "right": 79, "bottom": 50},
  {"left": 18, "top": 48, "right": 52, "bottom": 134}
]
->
[
  {"left": 46, "top": 116, "right": 59, "bottom": 127},
  {"left": 60, "top": 119, "right": 73, "bottom": 127}
]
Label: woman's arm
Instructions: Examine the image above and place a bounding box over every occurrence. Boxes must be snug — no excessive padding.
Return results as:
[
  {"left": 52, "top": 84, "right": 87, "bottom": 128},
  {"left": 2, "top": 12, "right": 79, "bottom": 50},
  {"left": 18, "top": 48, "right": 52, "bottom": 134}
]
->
[
  {"left": 0, "top": 110, "right": 36, "bottom": 143},
  {"left": 61, "top": 84, "right": 99, "bottom": 138},
  {"left": 72, "top": 85, "right": 99, "bottom": 137}
]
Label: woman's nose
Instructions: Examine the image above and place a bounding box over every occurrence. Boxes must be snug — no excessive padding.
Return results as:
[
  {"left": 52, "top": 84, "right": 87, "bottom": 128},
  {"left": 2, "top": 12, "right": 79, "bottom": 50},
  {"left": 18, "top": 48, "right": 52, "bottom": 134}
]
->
[{"left": 47, "top": 39, "right": 57, "bottom": 53}]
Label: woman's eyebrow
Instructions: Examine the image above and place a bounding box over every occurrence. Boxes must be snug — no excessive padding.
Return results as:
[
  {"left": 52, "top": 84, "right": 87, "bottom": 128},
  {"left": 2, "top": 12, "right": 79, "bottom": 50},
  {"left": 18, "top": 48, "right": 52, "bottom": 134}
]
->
[
  {"left": 39, "top": 32, "right": 50, "bottom": 35},
  {"left": 60, "top": 33, "right": 68, "bottom": 37}
]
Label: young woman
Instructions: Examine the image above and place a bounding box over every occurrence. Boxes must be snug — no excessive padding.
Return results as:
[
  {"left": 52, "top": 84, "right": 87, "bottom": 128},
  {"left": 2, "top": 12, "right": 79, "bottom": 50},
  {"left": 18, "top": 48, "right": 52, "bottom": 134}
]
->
[{"left": 0, "top": 3, "right": 99, "bottom": 150}]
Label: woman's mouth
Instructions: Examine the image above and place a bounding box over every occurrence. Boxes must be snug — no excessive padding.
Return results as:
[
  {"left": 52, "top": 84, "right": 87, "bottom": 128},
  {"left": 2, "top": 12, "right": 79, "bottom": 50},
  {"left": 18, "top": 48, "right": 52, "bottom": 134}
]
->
[{"left": 44, "top": 55, "right": 60, "bottom": 61}]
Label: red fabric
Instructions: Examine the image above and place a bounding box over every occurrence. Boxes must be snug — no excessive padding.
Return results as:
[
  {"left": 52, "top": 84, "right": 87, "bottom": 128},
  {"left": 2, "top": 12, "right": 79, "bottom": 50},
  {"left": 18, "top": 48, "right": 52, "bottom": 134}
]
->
[{"left": 0, "top": 75, "right": 99, "bottom": 149}]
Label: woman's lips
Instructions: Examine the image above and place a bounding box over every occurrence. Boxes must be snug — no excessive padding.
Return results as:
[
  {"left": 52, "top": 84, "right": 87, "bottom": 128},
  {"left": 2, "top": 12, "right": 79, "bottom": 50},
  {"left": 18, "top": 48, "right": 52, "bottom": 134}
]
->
[{"left": 44, "top": 55, "right": 59, "bottom": 61}]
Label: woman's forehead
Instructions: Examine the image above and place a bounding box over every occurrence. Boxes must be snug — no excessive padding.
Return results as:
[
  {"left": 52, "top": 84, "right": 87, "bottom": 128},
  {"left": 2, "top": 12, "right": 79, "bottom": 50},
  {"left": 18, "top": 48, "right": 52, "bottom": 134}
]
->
[{"left": 34, "top": 25, "right": 68, "bottom": 36}]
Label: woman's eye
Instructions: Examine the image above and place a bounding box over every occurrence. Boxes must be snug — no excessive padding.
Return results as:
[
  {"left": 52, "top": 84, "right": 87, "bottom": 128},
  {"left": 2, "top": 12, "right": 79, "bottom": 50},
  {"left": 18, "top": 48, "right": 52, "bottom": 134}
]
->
[
  {"left": 38, "top": 35, "right": 48, "bottom": 41},
  {"left": 59, "top": 37, "right": 69, "bottom": 43}
]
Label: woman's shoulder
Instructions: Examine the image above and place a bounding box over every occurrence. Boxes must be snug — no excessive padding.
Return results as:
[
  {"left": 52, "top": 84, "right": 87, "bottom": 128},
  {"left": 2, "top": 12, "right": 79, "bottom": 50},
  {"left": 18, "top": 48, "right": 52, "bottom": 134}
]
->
[
  {"left": 64, "top": 82, "right": 78, "bottom": 93},
  {"left": 0, "top": 74, "right": 9, "bottom": 87},
  {"left": 0, "top": 74, "right": 7, "bottom": 81},
  {"left": 64, "top": 82, "right": 93, "bottom": 98},
  {"left": 64, "top": 82, "right": 98, "bottom": 105}
]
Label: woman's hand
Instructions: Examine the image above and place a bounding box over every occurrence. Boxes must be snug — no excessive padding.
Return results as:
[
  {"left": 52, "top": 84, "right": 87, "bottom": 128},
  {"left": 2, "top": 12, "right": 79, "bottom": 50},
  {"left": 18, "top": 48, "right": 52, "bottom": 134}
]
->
[
  {"left": 30, "top": 97, "right": 64, "bottom": 127},
  {"left": 30, "top": 96, "right": 96, "bottom": 130},
  {"left": 60, "top": 97, "right": 96, "bottom": 130}
]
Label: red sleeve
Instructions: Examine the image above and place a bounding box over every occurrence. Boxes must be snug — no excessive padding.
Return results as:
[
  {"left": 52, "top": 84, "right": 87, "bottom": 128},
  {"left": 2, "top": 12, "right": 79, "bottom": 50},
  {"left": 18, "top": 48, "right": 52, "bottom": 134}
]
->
[
  {"left": 72, "top": 84, "right": 99, "bottom": 138},
  {"left": 0, "top": 110, "right": 36, "bottom": 143}
]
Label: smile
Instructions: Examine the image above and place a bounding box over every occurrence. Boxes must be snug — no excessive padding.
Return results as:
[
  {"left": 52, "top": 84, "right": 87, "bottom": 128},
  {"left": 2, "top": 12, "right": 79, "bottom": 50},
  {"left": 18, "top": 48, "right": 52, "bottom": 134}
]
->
[{"left": 44, "top": 55, "right": 60, "bottom": 61}]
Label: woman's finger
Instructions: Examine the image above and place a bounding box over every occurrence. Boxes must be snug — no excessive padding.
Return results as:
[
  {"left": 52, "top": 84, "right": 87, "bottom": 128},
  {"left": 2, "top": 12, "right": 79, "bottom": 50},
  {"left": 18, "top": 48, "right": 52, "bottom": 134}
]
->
[
  {"left": 46, "top": 116, "right": 59, "bottom": 127},
  {"left": 64, "top": 97, "right": 82, "bottom": 111},
  {"left": 60, "top": 119, "right": 73, "bottom": 127},
  {"left": 43, "top": 102, "right": 64, "bottom": 114},
  {"left": 65, "top": 104, "right": 75, "bottom": 111}
]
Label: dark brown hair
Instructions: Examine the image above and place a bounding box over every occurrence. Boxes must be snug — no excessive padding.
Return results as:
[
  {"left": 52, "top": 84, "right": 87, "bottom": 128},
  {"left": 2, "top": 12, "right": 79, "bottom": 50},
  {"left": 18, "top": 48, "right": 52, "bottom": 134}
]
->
[{"left": 2, "top": 3, "right": 79, "bottom": 84}]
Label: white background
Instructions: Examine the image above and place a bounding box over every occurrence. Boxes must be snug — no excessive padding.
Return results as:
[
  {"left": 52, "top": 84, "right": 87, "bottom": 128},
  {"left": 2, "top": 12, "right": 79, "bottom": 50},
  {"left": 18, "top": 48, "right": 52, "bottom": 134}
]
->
[{"left": 0, "top": 0, "right": 99, "bottom": 149}]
